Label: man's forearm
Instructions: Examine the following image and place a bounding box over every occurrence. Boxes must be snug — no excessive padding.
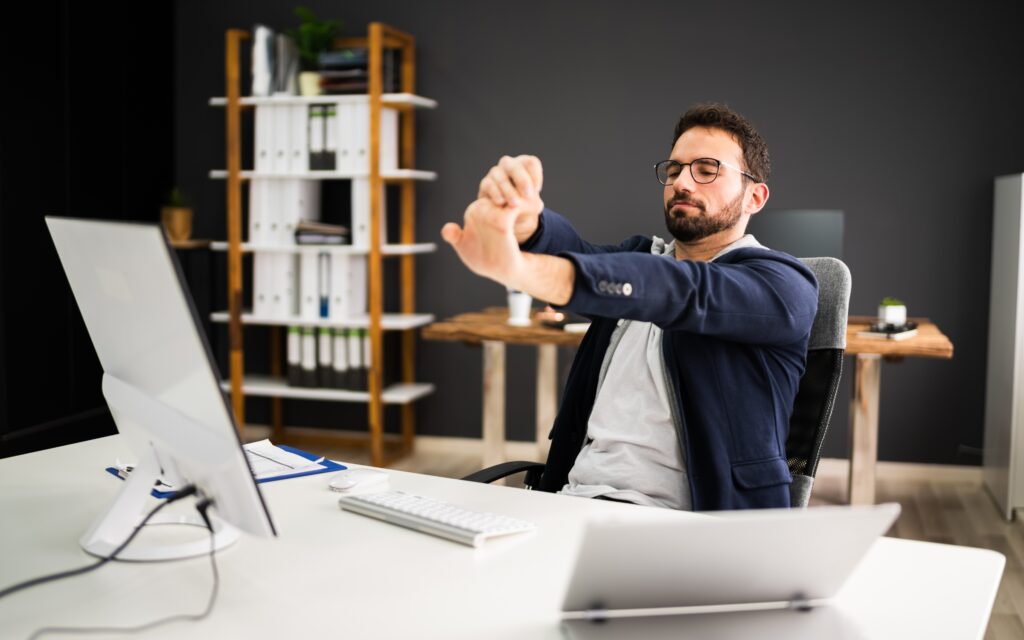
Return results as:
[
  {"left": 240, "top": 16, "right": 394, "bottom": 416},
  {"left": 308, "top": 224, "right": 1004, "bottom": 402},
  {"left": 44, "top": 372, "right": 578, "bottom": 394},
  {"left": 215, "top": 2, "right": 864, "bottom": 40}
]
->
[{"left": 508, "top": 253, "right": 575, "bottom": 306}]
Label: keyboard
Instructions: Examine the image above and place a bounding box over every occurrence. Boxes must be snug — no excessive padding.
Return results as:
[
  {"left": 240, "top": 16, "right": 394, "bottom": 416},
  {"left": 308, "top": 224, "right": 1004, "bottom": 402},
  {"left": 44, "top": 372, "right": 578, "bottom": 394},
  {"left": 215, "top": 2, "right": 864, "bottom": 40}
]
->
[{"left": 337, "top": 490, "right": 537, "bottom": 548}]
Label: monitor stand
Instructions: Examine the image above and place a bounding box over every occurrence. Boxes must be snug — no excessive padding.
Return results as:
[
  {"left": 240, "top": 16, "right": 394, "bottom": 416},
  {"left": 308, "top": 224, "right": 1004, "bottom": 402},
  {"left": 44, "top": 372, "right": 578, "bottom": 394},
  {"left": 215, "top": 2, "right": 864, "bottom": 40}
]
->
[{"left": 79, "top": 375, "right": 242, "bottom": 561}]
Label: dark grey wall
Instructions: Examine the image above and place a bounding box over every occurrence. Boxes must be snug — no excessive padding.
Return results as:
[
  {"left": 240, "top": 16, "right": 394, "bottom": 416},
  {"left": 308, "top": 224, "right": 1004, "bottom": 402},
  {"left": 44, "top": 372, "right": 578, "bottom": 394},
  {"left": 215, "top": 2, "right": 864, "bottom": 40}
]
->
[{"left": 176, "top": 1, "right": 1024, "bottom": 465}]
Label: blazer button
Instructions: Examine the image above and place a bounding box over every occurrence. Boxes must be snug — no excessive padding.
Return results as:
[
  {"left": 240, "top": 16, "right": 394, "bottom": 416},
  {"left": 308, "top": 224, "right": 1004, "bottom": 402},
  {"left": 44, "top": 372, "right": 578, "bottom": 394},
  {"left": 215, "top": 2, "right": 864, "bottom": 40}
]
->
[
  {"left": 623, "top": 283, "right": 633, "bottom": 296},
  {"left": 613, "top": 283, "right": 622, "bottom": 294},
  {"left": 598, "top": 280, "right": 608, "bottom": 292}
]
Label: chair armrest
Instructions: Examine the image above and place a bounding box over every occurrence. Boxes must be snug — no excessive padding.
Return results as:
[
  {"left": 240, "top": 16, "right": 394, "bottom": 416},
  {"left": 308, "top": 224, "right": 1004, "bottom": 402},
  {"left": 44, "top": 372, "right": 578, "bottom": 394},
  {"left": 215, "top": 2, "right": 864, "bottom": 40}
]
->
[{"left": 461, "top": 461, "right": 546, "bottom": 487}]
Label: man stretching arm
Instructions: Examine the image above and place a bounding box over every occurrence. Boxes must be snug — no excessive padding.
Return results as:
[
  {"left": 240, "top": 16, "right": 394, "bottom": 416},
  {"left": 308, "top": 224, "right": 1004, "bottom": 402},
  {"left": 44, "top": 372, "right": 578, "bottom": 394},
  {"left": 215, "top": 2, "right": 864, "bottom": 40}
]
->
[{"left": 442, "top": 104, "right": 817, "bottom": 510}]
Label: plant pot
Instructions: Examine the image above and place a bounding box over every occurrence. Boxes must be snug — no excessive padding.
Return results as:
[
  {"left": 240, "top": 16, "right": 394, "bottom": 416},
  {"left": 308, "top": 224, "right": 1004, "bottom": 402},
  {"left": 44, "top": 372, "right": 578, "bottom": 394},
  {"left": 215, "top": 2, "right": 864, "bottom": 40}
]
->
[
  {"left": 878, "top": 304, "right": 907, "bottom": 327},
  {"left": 299, "top": 71, "right": 322, "bottom": 97},
  {"left": 161, "top": 206, "right": 193, "bottom": 243}
]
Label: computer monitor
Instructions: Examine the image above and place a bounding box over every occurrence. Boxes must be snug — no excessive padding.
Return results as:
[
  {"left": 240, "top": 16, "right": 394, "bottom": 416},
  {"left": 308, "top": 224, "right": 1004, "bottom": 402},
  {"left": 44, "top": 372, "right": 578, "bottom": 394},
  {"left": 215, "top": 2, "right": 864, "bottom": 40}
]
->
[
  {"left": 746, "top": 209, "right": 844, "bottom": 259},
  {"left": 46, "top": 217, "right": 276, "bottom": 561}
]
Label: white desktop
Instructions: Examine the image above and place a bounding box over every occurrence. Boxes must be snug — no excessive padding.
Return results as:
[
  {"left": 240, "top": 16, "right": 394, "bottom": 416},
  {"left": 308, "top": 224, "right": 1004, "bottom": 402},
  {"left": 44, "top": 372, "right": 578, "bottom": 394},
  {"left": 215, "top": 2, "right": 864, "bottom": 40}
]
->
[
  {"left": 45, "top": 217, "right": 275, "bottom": 560},
  {"left": 0, "top": 219, "right": 1006, "bottom": 638}
]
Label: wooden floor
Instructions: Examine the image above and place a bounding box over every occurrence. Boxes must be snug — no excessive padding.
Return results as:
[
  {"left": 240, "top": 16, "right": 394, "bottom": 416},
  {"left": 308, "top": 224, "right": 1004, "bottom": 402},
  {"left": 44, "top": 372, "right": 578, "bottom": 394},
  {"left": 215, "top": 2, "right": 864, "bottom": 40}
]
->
[{"left": 294, "top": 438, "right": 1023, "bottom": 639}]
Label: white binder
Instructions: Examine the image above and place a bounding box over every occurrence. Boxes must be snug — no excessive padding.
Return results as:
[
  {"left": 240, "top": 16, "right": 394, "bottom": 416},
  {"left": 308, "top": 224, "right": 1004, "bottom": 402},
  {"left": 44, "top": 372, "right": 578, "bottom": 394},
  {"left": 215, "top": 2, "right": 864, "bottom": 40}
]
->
[
  {"left": 324, "top": 104, "right": 339, "bottom": 172},
  {"left": 298, "top": 251, "right": 320, "bottom": 322},
  {"left": 380, "top": 107, "right": 399, "bottom": 172},
  {"left": 289, "top": 103, "right": 310, "bottom": 173},
  {"left": 352, "top": 100, "right": 370, "bottom": 174},
  {"left": 328, "top": 253, "right": 351, "bottom": 321},
  {"left": 271, "top": 104, "right": 291, "bottom": 174},
  {"left": 254, "top": 105, "right": 274, "bottom": 172},
  {"left": 252, "top": 253, "right": 273, "bottom": 317},
  {"left": 247, "top": 179, "right": 268, "bottom": 245},
  {"left": 267, "top": 253, "right": 297, "bottom": 320},
  {"left": 334, "top": 102, "right": 354, "bottom": 174},
  {"left": 308, "top": 105, "right": 325, "bottom": 170},
  {"left": 350, "top": 178, "right": 387, "bottom": 249}
]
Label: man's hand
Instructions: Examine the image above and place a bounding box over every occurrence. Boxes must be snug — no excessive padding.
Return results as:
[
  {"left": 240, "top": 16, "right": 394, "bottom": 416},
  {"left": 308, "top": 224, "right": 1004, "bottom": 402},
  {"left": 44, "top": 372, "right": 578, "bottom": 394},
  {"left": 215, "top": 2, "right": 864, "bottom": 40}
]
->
[
  {"left": 441, "top": 198, "right": 576, "bottom": 306},
  {"left": 478, "top": 155, "right": 545, "bottom": 244},
  {"left": 441, "top": 198, "right": 525, "bottom": 286}
]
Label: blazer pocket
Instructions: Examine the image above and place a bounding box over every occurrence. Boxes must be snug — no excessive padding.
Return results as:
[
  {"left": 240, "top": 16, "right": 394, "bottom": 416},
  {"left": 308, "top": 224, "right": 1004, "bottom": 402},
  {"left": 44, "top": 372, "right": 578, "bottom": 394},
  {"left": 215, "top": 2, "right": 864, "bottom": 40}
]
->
[{"left": 732, "top": 457, "right": 792, "bottom": 489}]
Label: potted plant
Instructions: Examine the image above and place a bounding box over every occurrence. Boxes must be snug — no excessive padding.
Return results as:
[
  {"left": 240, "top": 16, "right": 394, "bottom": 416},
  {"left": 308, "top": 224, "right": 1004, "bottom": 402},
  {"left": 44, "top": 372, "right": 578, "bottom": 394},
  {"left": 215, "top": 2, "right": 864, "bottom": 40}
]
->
[
  {"left": 161, "top": 188, "right": 193, "bottom": 243},
  {"left": 288, "top": 6, "right": 341, "bottom": 97},
  {"left": 878, "top": 296, "right": 907, "bottom": 327}
]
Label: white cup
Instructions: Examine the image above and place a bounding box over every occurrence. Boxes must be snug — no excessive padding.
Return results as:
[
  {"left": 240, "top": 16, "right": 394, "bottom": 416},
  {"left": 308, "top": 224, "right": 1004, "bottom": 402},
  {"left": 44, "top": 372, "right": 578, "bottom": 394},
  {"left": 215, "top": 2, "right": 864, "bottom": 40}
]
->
[{"left": 507, "top": 289, "right": 533, "bottom": 326}]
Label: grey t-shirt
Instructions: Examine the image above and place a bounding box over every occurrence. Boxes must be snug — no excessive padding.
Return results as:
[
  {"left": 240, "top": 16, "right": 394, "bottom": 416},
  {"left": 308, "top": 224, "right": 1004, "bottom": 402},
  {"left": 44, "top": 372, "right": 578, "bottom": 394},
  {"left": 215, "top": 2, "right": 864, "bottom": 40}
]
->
[{"left": 559, "top": 234, "right": 764, "bottom": 509}]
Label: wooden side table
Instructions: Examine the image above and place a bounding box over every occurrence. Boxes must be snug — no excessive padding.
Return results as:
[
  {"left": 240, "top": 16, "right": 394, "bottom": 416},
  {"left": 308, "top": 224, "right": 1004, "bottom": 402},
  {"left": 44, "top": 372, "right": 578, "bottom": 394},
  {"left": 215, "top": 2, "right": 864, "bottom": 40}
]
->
[
  {"left": 845, "top": 316, "right": 954, "bottom": 504},
  {"left": 422, "top": 308, "right": 582, "bottom": 466}
]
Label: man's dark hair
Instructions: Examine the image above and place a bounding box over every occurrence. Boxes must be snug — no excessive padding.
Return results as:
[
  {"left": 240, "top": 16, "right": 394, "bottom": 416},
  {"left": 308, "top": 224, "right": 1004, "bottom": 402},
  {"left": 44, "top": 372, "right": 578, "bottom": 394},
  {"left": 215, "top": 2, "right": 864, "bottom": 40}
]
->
[{"left": 673, "top": 103, "right": 770, "bottom": 183}]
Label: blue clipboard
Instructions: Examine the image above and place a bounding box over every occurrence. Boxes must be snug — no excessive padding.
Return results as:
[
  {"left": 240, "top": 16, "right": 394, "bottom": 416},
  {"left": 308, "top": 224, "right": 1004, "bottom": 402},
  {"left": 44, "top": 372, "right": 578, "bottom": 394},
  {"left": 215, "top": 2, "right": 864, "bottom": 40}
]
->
[{"left": 105, "top": 445, "right": 346, "bottom": 499}]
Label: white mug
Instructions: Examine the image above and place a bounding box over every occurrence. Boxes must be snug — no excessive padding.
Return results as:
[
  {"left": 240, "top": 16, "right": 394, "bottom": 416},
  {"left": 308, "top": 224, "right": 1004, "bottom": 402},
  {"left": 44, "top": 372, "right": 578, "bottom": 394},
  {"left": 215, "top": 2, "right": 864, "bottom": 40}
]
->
[{"left": 507, "top": 289, "right": 533, "bottom": 326}]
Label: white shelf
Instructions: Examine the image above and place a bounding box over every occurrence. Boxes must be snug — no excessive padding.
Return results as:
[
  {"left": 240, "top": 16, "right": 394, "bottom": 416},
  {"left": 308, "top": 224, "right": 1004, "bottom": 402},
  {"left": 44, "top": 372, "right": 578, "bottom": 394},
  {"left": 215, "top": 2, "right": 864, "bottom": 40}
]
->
[
  {"left": 209, "top": 242, "right": 437, "bottom": 256},
  {"left": 221, "top": 375, "right": 435, "bottom": 404},
  {"left": 210, "top": 311, "right": 435, "bottom": 330},
  {"left": 208, "top": 93, "right": 438, "bottom": 109},
  {"left": 209, "top": 169, "right": 437, "bottom": 181}
]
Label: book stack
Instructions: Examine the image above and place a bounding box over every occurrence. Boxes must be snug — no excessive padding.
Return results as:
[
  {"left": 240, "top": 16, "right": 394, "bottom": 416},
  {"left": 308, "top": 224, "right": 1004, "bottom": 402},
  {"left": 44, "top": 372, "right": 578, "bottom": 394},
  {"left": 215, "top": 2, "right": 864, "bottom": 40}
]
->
[
  {"left": 856, "top": 320, "right": 919, "bottom": 341},
  {"left": 318, "top": 49, "right": 400, "bottom": 94},
  {"left": 295, "top": 220, "right": 349, "bottom": 245}
]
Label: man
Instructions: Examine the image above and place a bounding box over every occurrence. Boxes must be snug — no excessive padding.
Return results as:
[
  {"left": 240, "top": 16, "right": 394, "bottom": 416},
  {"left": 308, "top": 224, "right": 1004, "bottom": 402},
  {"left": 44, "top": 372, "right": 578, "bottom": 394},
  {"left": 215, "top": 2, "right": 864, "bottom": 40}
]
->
[{"left": 441, "top": 104, "right": 818, "bottom": 510}]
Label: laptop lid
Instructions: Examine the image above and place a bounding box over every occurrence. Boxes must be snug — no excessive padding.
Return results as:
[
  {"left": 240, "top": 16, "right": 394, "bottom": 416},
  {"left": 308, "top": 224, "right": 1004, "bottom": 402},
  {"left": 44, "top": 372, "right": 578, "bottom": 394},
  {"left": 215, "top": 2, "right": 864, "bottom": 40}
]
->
[{"left": 561, "top": 503, "right": 900, "bottom": 617}]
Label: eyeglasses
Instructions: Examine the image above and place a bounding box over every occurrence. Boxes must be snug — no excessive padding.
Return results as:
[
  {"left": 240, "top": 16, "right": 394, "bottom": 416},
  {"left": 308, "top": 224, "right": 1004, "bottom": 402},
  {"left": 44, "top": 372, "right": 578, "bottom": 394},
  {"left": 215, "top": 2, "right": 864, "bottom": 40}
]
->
[{"left": 654, "top": 158, "right": 758, "bottom": 186}]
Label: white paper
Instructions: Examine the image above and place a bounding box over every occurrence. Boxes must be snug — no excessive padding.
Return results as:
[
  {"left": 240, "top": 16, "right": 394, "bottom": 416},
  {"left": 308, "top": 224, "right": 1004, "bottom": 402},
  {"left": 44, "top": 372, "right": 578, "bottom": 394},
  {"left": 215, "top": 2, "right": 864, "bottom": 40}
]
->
[{"left": 244, "top": 439, "right": 326, "bottom": 480}]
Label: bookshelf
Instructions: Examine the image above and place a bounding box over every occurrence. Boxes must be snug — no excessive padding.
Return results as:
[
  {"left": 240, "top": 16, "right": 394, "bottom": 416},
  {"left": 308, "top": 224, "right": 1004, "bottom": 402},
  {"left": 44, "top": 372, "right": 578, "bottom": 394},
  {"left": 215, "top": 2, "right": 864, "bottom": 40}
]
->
[{"left": 215, "top": 23, "right": 435, "bottom": 466}]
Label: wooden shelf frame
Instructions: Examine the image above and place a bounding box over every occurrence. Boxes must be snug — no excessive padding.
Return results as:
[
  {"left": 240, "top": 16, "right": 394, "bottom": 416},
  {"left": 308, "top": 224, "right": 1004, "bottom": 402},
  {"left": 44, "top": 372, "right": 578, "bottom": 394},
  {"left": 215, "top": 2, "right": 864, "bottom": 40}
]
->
[{"left": 220, "top": 23, "right": 428, "bottom": 466}]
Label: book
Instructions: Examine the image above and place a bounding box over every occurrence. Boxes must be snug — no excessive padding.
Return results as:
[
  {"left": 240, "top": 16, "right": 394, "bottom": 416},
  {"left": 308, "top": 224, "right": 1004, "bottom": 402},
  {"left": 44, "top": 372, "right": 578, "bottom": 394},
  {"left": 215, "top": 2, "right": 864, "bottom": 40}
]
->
[
  {"left": 295, "top": 220, "right": 349, "bottom": 245},
  {"left": 856, "top": 320, "right": 919, "bottom": 341}
]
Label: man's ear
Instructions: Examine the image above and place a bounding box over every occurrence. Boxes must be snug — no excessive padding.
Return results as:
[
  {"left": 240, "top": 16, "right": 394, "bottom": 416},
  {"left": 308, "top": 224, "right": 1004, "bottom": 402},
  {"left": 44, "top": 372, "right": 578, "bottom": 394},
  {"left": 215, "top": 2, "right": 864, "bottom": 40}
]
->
[{"left": 745, "top": 182, "right": 769, "bottom": 216}]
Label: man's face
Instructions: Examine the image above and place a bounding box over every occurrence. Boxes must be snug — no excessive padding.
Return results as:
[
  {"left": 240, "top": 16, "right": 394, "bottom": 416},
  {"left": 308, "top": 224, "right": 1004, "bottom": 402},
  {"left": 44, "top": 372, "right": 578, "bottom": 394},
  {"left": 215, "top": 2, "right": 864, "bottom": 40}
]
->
[{"left": 663, "top": 126, "right": 751, "bottom": 243}]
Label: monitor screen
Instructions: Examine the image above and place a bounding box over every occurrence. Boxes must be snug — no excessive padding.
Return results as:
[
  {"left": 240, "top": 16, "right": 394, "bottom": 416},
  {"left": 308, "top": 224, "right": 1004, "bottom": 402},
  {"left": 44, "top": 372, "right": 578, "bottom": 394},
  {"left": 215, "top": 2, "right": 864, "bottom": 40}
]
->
[
  {"left": 746, "top": 209, "right": 844, "bottom": 260},
  {"left": 46, "top": 217, "right": 275, "bottom": 561}
]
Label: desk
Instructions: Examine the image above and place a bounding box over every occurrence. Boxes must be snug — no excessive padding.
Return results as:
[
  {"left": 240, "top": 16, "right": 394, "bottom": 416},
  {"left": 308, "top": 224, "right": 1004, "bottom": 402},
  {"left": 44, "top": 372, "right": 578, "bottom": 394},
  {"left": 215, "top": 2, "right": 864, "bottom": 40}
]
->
[
  {"left": 423, "top": 307, "right": 580, "bottom": 465},
  {"left": 0, "top": 436, "right": 1003, "bottom": 639},
  {"left": 845, "top": 317, "right": 954, "bottom": 505},
  {"left": 425, "top": 310, "right": 954, "bottom": 507}
]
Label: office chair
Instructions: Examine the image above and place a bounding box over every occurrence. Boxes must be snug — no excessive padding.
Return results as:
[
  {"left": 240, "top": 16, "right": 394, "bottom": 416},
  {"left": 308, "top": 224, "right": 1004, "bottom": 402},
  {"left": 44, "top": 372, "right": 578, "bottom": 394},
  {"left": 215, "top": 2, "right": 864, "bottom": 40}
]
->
[{"left": 462, "top": 257, "right": 852, "bottom": 509}]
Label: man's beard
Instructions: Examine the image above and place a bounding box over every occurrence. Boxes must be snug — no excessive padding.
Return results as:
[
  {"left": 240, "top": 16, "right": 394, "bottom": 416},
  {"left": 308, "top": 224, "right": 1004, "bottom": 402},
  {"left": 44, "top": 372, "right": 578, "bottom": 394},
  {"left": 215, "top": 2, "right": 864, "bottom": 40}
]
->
[{"left": 663, "top": 190, "right": 744, "bottom": 243}]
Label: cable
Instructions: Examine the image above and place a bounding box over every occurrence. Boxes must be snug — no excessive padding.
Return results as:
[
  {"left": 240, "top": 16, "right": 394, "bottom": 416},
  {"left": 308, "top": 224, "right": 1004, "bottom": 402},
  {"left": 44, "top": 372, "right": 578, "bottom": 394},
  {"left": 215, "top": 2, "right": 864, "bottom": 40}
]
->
[
  {"left": 0, "top": 484, "right": 198, "bottom": 601},
  {"left": 26, "top": 496, "right": 221, "bottom": 639}
]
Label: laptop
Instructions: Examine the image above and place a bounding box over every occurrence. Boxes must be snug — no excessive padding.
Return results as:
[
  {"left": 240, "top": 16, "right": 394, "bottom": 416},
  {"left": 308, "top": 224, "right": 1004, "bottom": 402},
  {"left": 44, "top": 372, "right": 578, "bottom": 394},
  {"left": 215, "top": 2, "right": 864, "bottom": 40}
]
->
[{"left": 561, "top": 502, "right": 899, "bottom": 632}]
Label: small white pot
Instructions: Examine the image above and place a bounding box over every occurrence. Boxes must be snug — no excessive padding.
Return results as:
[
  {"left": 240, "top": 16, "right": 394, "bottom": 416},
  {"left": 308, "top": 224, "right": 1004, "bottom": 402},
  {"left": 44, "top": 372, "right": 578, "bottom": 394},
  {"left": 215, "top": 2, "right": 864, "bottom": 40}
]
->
[
  {"left": 299, "top": 71, "right": 321, "bottom": 97},
  {"left": 878, "top": 304, "right": 906, "bottom": 326}
]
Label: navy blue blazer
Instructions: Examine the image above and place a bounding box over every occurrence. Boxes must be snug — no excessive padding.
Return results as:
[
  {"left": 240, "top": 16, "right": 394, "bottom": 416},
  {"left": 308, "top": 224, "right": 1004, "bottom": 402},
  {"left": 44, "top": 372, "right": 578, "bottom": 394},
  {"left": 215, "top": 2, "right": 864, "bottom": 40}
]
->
[{"left": 523, "top": 209, "right": 818, "bottom": 510}]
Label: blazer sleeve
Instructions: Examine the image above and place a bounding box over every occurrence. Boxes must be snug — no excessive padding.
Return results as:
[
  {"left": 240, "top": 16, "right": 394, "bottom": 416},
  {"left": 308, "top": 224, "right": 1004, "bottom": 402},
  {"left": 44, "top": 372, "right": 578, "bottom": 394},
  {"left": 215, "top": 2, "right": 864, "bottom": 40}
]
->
[
  {"left": 557, "top": 248, "right": 819, "bottom": 346},
  {"left": 520, "top": 208, "right": 639, "bottom": 256}
]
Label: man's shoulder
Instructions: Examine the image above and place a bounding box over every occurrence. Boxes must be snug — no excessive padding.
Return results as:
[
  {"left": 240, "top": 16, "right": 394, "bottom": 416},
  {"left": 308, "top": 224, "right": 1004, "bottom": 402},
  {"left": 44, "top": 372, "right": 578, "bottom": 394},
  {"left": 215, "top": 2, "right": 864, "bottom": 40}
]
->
[{"left": 714, "top": 246, "right": 815, "bottom": 277}]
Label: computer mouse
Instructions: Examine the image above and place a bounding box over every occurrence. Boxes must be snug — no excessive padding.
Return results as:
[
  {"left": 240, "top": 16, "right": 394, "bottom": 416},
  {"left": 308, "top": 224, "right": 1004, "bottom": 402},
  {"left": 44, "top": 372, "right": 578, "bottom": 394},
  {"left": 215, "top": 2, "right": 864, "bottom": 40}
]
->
[{"left": 328, "top": 468, "right": 390, "bottom": 492}]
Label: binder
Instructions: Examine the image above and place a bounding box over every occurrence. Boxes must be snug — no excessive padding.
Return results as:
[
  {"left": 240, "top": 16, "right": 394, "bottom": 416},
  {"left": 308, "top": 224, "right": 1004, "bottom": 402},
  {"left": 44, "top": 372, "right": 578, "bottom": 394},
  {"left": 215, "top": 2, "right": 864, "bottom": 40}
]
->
[
  {"left": 287, "top": 326, "right": 302, "bottom": 386},
  {"left": 335, "top": 102, "right": 355, "bottom": 174},
  {"left": 308, "top": 105, "right": 325, "bottom": 170},
  {"left": 380, "top": 107, "right": 399, "bottom": 173},
  {"left": 318, "top": 252, "right": 330, "bottom": 318},
  {"left": 362, "top": 328, "right": 372, "bottom": 391},
  {"left": 352, "top": 100, "right": 370, "bottom": 173},
  {"left": 289, "top": 103, "right": 310, "bottom": 172},
  {"left": 298, "top": 251, "right": 320, "bottom": 321},
  {"left": 255, "top": 105, "right": 274, "bottom": 172},
  {"left": 271, "top": 104, "right": 291, "bottom": 174},
  {"left": 349, "top": 256, "right": 368, "bottom": 317},
  {"left": 248, "top": 179, "right": 266, "bottom": 245},
  {"left": 328, "top": 252, "right": 351, "bottom": 321},
  {"left": 273, "top": 33, "right": 299, "bottom": 95},
  {"left": 251, "top": 25, "right": 275, "bottom": 97},
  {"left": 268, "top": 253, "right": 297, "bottom": 319},
  {"left": 324, "top": 104, "right": 338, "bottom": 171},
  {"left": 346, "top": 328, "right": 363, "bottom": 390},
  {"left": 332, "top": 328, "right": 349, "bottom": 388},
  {"left": 301, "top": 327, "right": 317, "bottom": 386},
  {"left": 350, "top": 179, "right": 386, "bottom": 249},
  {"left": 317, "top": 327, "right": 333, "bottom": 387},
  {"left": 252, "top": 253, "right": 273, "bottom": 317}
]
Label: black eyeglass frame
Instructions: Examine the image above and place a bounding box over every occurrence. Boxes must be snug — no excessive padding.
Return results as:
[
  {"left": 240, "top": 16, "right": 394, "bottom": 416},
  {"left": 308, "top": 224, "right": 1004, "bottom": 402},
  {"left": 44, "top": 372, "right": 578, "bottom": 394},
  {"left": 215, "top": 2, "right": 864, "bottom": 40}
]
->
[{"left": 654, "top": 158, "right": 759, "bottom": 185}]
